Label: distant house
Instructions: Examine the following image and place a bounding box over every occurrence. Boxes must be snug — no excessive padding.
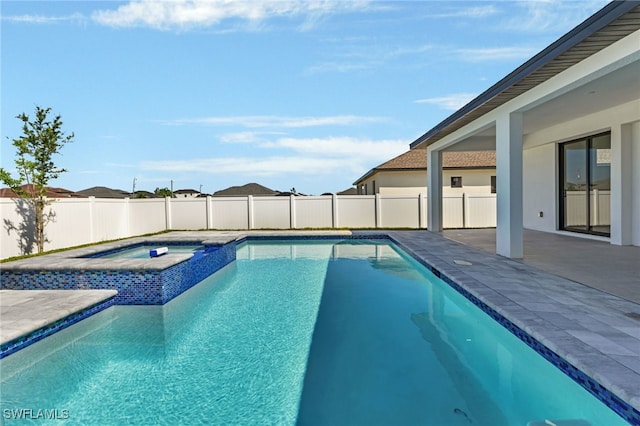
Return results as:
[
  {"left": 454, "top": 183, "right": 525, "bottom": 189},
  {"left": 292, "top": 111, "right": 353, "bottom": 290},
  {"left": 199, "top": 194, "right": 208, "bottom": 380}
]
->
[
  {"left": 213, "top": 183, "right": 279, "bottom": 197},
  {"left": 353, "top": 149, "right": 496, "bottom": 196},
  {"left": 336, "top": 187, "right": 358, "bottom": 195},
  {"left": 77, "top": 186, "right": 130, "bottom": 199},
  {"left": 174, "top": 189, "right": 200, "bottom": 198},
  {"left": 0, "top": 184, "right": 85, "bottom": 198}
]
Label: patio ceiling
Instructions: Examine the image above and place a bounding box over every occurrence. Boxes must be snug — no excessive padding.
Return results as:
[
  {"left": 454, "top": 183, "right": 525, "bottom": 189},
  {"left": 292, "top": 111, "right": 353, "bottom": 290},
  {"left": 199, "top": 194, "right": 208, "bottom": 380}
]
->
[{"left": 412, "top": 2, "right": 640, "bottom": 152}]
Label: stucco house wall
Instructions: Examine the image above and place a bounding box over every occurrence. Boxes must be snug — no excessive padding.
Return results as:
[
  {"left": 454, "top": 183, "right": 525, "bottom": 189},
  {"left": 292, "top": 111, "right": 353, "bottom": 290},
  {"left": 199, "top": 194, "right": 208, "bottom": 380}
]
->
[
  {"left": 357, "top": 169, "right": 496, "bottom": 196},
  {"left": 442, "top": 169, "right": 495, "bottom": 195},
  {"left": 522, "top": 99, "right": 639, "bottom": 242}
]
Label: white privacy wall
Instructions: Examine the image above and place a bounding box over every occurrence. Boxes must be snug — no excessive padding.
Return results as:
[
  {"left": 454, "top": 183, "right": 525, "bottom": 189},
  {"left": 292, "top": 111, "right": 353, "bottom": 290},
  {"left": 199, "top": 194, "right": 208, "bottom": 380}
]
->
[
  {"left": 129, "top": 198, "right": 167, "bottom": 236},
  {"left": 294, "top": 197, "right": 334, "bottom": 228},
  {"left": 170, "top": 198, "right": 208, "bottom": 230},
  {"left": 211, "top": 197, "right": 249, "bottom": 229},
  {"left": 0, "top": 194, "right": 498, "bottom": 259}
]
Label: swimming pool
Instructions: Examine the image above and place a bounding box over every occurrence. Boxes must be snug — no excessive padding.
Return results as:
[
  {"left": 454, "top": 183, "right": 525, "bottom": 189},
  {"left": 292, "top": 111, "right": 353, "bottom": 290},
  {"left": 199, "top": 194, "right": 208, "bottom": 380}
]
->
[{"left": 0, "top": 239, "right": 629, "bottom": 425}]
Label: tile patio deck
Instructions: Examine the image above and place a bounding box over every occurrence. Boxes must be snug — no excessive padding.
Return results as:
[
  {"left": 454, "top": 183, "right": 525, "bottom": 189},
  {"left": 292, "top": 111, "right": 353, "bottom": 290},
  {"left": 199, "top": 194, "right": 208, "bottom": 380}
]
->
[{"left": 442, "top": 228, "right": 640, "bottom": 304}]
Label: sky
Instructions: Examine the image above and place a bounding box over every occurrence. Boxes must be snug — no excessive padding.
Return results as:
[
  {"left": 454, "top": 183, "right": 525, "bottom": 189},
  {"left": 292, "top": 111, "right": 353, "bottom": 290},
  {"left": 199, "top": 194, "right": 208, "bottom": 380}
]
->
[{"left": 1, "top": 0, "right": 609, "bottom": 196}]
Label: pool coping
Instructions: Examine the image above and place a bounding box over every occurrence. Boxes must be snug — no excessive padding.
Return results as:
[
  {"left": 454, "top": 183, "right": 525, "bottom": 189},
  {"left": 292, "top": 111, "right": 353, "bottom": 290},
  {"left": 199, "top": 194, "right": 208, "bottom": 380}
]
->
[
  {"left": 0, "top": 235, "right": 236, "bottom": 271},
  {"left": 1, "top": 230, "right": 638, "bottom": 422},
  {"left": 0, "top": 290, "right": 117, "bottom": 358}
]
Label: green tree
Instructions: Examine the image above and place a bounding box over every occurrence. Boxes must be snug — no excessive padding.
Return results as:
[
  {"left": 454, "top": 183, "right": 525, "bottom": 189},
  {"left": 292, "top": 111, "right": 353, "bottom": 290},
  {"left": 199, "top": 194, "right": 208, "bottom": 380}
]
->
[
  {"left": 154, "top": 187, "right": 172, "bottom": 197},
  {"left": 0, "top": 106, "right": 74, "bottom": 254}
]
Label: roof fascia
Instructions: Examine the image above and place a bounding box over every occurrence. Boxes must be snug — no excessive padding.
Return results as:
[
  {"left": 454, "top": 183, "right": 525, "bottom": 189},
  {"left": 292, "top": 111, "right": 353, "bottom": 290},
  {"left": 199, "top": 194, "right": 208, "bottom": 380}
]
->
[{"left": 409, "top": 1, "right": 639, "bottom": 149}]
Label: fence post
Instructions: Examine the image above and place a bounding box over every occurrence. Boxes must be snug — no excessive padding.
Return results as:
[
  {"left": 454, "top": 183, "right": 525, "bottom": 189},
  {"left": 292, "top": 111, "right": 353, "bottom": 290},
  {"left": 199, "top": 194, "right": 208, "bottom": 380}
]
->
[
  {"left": 206, "top": 196, "right": 213, "bottom": 229},
  {"left": 463, "top": 193, "right": 469, "bottom": 229},
  {"left": 290, "top": 194, "right": 296, "bottom": 229},
  {"left": 88, "top": 196, "right": 95, "bottom": 243},
  {"left": 247, "top": 195, "right": 254, "bottom": 229},
  {"left": 332, "top": 194, "right": 338, "bottom": 228},
  {"left": 418, "top": 193, "right": 425, "bottom": 229},
  {"left": 375, "top": 194, "right": 381, "bottom": 228},
  {"left": 124, "top": 197, "right": 131, "bottom": 236},
  {"left": 165, "top": 197, "right": 172, "bottom": 230},
  {"left": 592, "top": 188, "right": 599, "bottom": 226},
  {"left": 424, "top": 189, "right": 429, "bottom": 230}
]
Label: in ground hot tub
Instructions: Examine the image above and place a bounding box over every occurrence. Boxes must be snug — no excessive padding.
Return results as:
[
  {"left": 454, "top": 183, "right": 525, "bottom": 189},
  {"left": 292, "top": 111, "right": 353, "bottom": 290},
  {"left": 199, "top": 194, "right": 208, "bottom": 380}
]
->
[{"left": 1, "top": 239, "right": 237, "bottom": 305}]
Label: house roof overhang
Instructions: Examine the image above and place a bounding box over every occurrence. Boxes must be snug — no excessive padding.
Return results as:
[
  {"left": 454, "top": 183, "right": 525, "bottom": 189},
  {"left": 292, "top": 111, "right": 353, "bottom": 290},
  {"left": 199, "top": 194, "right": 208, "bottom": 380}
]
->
[
  {"left": 410, "top": 1, "right": 640, "bottom": 150},
  {"left": 353, "top": 168, "right": 425, "bottom": 186}
]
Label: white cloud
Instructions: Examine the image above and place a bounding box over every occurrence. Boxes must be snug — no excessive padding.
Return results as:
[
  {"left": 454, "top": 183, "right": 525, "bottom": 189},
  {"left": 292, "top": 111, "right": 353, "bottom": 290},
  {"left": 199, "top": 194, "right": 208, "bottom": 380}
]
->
[
  {"left": 3, "top": 13, "right": 85, "bottom": 24},
  {"left": 139, "top": 136, "right": 407, "bottom": 177},
  {"left": 306, "top": 61, "right": 375, "bottom": 74},
  {"left": 140, "top": 156, "right": 344, "bottom": 176},
  {"left": 92, "top": 0, "right": 371, "bottom": 31},
  {"left": 428, "top": 5, "right": 499, "bottom": 19},
  {"left": 219, "top": 131, "right": 276, "bottom": 144},
  {"left": 161, "top": 114, "right": 387, "bottom": 128},
  {"left": 503, "top": 0, "right": 609, "bottom": 33},
  {"left": 307, "top": 43, "right": 433, "bottom": 74},
  {"left": 455, "top": 46, "right": 539, "bottom": 62},
  {"left": 260, "top": 137, "right": 406, "bottom": 159},
  {"left": 414, "top": 93, "right": 477, "bottom": 111}
]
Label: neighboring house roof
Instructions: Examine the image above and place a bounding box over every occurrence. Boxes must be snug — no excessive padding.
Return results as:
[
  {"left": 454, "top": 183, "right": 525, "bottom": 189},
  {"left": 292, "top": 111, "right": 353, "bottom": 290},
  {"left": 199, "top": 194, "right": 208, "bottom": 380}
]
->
[
  {"left": 410, "top": 1, "right": 640, "bottom": 149},
  {"left": 0, "top": 184, "right": 86, "bottom": 198},
  {"left": 337, "top": 187, "right": 358, "bottom": 195},
  {"left": 353, "top": 150, "right": 496, "bottom": 185},
  {"left": 77, "top": 186, "right": 130, "bottom": 198},
  {"left": 213, "top": 182, "right": 279, "bottom": 197},
  {"left": 174, "top": 189, "right": 199, "bottom": 195}
]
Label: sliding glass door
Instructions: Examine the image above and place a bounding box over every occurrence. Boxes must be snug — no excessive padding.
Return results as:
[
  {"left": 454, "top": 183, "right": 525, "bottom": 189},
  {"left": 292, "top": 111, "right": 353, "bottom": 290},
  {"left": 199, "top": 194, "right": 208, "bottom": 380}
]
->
[{"left": 560, "top": 133, "right": 611, "bottom": 236}]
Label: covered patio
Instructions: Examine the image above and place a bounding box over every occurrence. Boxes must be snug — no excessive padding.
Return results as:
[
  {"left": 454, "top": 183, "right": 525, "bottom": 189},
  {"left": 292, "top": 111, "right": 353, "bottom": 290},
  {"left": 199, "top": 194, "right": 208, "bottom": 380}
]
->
[
  {"left": 413, "top": 2, "right": 640, "bottom": 259},
  {"left": 442, "top": 228, "right": 640, "bottom": 304}
]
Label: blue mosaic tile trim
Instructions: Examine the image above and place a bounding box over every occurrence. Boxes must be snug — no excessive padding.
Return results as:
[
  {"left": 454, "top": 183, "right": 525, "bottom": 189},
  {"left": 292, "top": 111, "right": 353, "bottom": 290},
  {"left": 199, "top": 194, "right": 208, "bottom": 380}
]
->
[
  {"left": 0, "top": 296, "right": 116, "bottom": 359},
  {"left": 390, "top": 239, "right": 639, "bottom": 425},
  {"left": 1, "top": 269, "right": 163, "bottom": 304},
  {"left": 0, "top": 244, "right": 236, "bottom": 305},
  {"left": 161, "top": 242, "right": 237, "bottom": 304}
]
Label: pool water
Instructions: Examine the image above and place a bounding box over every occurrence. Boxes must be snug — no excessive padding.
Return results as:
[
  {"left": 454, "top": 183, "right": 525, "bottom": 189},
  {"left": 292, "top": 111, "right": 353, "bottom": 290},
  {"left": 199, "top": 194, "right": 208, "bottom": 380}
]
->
[{"left": 0, "top": 240, "right": 628, "bottom": 425}]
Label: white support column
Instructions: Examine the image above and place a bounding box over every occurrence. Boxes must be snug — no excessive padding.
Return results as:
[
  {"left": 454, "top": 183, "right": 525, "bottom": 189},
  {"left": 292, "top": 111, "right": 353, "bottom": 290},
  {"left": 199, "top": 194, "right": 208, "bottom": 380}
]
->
[
  {"left": 496, "top": 112, "right": 524, "bottom": 258},
  {"left": 632, "top": 122, "right": 640, "bottom": 246},
  {"left": 610, "top": 123, "right": 633, "bottom": 245},
  {"left": 427, "top": 148, "right": 442, "bottom": 232}
]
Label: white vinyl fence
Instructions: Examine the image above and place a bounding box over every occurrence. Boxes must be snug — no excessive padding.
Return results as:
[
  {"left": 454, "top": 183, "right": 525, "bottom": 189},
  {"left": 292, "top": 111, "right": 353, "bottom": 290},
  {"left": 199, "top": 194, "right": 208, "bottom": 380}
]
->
[
  {"left": 0, "top": 193, "right": 496, "bottom": 259},
  {"left": 564, "top": 190, "right": 611, "bottom": 227}
]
